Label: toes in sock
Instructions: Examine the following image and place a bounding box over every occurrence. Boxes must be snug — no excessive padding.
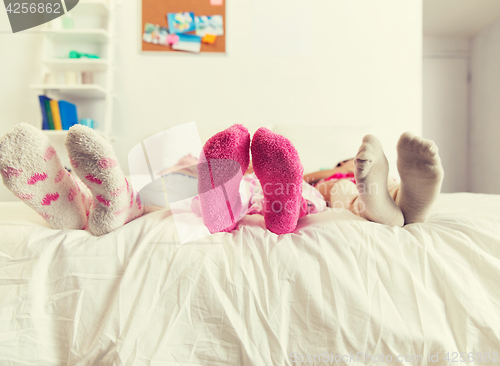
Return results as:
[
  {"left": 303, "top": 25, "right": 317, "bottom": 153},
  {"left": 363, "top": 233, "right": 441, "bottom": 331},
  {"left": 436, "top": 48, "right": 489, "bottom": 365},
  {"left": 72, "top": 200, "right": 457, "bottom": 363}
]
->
[
  {"left": 197, "top": 124, "right": 250, "bottom": 233},
  {"left": 65, "top": 125, "right": 143, "bottom": 236},
  {"left": 396, "top": 132, "right": 444, "bottom": 224},
  {"left": 251, "top": 128, "right": 306, "bottom": 234},
  {"left": 354, "top": 134, "right": 404, "bottom": 227},
  {"left": 0, "top": 123, "right": 90, "bottom": 229}
]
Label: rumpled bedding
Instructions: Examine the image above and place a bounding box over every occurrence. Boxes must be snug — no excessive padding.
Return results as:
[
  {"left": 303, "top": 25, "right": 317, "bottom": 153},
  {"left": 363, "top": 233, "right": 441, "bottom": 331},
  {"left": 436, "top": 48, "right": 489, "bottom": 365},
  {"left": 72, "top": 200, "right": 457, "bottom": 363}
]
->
[{"left": 0, "top": 193, "right": 499, "bottom": 365}]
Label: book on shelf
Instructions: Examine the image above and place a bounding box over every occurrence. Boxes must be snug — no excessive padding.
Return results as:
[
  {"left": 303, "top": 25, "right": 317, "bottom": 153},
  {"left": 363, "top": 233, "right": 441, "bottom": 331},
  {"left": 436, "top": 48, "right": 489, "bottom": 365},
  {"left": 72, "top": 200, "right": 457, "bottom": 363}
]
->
[
  {"left": 38, "top": 95, "right": 50, "bottom": 130},
  {"left": 44, "top": 99, "right": 55, "bottom": 130},
  {"left": 59, "top": 101, "right": 79, "bottom": 130},
  {"left": 39, "top": 96, "right": 78, "bottom": 131},
  {"left": 49, "top": 100, "right": 63, "bottom": 130}
]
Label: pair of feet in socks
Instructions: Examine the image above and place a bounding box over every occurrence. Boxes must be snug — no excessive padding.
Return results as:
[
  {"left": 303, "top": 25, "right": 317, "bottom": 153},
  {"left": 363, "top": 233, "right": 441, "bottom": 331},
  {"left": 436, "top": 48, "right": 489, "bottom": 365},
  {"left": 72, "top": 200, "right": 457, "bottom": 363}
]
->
[
  {"left": 198, "top": 124, "right": 307, "bottom": 235},
  {"left": 198, "top": 125, "right": 444, "bottom": 234},
  {"left": 354, "top": 133, "right": 444, "bottom": 227},
  {"left": 1, "top": 123, "right": 443, "bottom": 236},
  {"left": 0, "top": 123, "right": 143, "bottom": 236},
  {"left": 0, "top": 123, "right": 304, "bottom": 236}
]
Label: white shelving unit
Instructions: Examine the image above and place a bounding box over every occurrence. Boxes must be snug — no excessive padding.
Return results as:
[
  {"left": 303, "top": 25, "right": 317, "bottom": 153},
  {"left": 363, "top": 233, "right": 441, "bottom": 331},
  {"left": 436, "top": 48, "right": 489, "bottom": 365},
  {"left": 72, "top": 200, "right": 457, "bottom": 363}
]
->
[
  {"left": 41, "top": 58, "right": 109, "bottom": 71},
  {"left": 30, "top": 84, "right": 107, "bottom": 98},
  {"left": 31, "top": 0, "right": 115, "bottom": 143},
  {"left": 40, "top": 29, "right": 109, "bottom": 43}
]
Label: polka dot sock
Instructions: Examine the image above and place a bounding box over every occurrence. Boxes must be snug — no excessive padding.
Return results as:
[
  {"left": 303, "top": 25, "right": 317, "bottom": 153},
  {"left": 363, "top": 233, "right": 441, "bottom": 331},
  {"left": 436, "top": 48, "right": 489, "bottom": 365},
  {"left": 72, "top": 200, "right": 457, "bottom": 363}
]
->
[
  {"left": 65, "top": 125, "right": 144, "bottom": 236},
  {"left": 0, "top": 123, "right": 91, "bottom": 229}
]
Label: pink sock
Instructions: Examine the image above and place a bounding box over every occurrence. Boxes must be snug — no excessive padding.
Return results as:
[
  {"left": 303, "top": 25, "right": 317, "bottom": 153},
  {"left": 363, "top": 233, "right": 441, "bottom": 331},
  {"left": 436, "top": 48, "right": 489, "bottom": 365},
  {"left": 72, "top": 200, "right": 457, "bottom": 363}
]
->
[
  {"left": 198, "top": 124, "right": 250, "bottom": 233},
  {"left": 251, "top": 128, "right": 306, "bottom": 234}
]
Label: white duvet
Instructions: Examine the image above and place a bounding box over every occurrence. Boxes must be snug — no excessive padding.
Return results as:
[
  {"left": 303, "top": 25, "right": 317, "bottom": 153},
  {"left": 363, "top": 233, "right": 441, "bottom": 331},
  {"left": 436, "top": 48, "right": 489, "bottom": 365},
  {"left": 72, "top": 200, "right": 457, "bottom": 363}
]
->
[{"left": 1, "top": 193, "right": 500, "bottom": 365}]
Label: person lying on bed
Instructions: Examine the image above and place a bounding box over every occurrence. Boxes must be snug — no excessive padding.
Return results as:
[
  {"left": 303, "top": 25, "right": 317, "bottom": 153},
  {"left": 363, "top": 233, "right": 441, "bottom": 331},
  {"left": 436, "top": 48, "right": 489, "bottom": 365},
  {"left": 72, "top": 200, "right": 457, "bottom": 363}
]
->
[
  {"left": 0, "top": 123, "right": 443, "bottom": 236},
  {"left": 302, "top": 133, "right": 444, "bottom": 228},
  {"left": 197, "top": 124, "right": 444, "bottom": 234}
]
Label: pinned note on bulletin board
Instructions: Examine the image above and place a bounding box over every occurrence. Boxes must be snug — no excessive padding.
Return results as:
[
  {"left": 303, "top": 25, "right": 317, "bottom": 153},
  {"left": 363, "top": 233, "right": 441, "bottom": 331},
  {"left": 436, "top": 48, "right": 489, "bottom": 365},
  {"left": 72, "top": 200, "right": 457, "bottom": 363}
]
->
[{"left": 141, "top": 0, "right": 226, "bottom": 53}]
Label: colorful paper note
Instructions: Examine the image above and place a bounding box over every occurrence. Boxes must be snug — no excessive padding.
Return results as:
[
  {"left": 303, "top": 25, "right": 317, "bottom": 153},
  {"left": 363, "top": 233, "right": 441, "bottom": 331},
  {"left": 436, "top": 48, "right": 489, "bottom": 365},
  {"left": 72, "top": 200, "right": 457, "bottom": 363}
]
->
[
  {"left": 167, "top": 34, "right": 180, "bottom": 45},
  {"left": 210, "top": 0, "right": 223, "bottom": 5},
  {"left": 143, "top": 23, "right": 169, "bottom": 46},
  {"left": 202, "top": 34, "right": 217, "bottom": 44},
  {"left": 171, "top": 34, "right": 202, "bottom": 53},
  {"left": 195, "top": 15, "right": 224, "bottom": 36},
  {"left": 167, "top": 12, "right": 196, "bottom": 34}
]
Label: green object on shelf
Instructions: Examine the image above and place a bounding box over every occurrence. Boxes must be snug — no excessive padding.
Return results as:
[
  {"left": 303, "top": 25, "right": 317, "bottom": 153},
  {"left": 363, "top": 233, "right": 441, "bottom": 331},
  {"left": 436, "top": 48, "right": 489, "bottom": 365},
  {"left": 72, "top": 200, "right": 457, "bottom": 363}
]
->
[
  {"left": 62, "top": 15, "right": 74, "bottom": 29},
  {"left": 69, "top": 50, "right": 100, "bottom": 59}
]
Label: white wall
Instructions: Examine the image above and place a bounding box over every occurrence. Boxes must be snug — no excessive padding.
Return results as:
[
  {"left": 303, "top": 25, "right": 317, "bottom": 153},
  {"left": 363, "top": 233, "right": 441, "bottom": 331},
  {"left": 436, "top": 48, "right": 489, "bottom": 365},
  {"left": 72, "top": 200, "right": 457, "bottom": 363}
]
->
[
  {"left": 470, "top": 18, "right": 500, "bottom": 194},
  {"left": 112, "top": 0, "right": 422, "bottom": 175},
  {"left": 0, "top": 0, "right": 423, "bottom": 201},
  {"left": 0, "top": 13, "right": 43, "bottom": 202},
  {"left": 423, "top": 38, "right": 469, "bottom": 193}
]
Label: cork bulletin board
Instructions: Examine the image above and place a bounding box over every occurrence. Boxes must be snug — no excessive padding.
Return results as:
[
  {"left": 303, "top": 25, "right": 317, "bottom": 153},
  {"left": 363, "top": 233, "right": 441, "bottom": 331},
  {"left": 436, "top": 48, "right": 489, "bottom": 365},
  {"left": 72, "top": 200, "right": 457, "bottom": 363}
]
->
[{"left": 141, "top": 0, "right": 226, "bottom": 53}]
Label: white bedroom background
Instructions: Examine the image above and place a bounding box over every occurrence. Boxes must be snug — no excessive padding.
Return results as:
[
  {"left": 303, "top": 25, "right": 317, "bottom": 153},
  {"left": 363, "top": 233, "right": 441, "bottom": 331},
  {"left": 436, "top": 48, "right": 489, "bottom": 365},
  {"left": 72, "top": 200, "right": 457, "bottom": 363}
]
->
[
  {"left": 422, "top": 38, "right": 469, "bottom": 193},
  {"left": 112, "top": 0, "right": 422, "bottom": 177},
  {"left": 0, "top": 0, "right": 423, "bottom": 201},
  {"left": 470, "top": 18, "right": 500, "bottom": 194},
  {"left": 0, "top": 13, "right": 43, "bottom": 202},
  {"left": 422, "top": 0, "right": 500, "bottom": 194}
]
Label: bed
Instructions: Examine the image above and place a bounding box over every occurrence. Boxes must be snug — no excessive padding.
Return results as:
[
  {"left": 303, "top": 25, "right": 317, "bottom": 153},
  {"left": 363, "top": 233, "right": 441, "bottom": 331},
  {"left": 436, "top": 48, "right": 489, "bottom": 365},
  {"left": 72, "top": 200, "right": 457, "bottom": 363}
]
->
[{"left": 1, "top": 191, "right": 500, "bottom": 365}]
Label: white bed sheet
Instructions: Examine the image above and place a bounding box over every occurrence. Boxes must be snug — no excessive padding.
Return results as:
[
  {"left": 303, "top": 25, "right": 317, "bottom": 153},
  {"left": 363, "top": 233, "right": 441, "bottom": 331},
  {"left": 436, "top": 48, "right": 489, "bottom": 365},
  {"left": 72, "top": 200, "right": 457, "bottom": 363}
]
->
[{"left": 0, "top": 193, "right": 500, "bottom": 365}]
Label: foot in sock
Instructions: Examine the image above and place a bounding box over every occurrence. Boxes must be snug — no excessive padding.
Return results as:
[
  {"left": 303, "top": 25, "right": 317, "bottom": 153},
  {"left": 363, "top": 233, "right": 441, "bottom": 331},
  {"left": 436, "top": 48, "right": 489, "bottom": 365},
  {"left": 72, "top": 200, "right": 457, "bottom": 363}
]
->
[
  {"left": 354, "top": 135, "right": 404, "bottom": 227},
  {"left": 65, "top": 125, "right": 143, "bottom": 236},
  {"left": 0, "top": 123, "right": 90, "bottom": 229},
  {"left": 197, "top": 124, "right": 250, "bottom": 233},
  {"left": 396, "top": 132, "right": 444, "bottom": 224},
  {"left": 251, "top": 128, "right": 307, "bottom": 234}
]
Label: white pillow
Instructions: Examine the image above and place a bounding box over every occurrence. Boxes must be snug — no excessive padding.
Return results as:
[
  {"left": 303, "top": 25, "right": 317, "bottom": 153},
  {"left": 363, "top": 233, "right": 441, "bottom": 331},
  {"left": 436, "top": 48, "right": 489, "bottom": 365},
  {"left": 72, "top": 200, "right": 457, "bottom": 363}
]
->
[{"left": 272, "top": 124, "right": 375, "bottom": 174}]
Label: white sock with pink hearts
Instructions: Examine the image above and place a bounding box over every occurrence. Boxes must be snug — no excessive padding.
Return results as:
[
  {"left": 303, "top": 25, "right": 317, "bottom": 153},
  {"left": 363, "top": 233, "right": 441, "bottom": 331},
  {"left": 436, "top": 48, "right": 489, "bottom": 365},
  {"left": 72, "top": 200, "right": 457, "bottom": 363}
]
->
[
  {"left": 65, "top": 125, "right": 144, "bottom": 236},
  {"left": 0, "top": 123, "right": 91, "bottom": 229}
]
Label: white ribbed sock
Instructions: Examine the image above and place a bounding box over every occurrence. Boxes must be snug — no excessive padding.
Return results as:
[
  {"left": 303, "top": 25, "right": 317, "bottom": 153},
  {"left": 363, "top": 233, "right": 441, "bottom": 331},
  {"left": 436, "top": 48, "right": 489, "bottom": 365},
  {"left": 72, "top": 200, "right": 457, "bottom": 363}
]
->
[
  {"left": 354, "top": 134, "right": 404, "bottom": 227},
  {"left": 396, "top": 132, "right": 444, "bottom": 224}
]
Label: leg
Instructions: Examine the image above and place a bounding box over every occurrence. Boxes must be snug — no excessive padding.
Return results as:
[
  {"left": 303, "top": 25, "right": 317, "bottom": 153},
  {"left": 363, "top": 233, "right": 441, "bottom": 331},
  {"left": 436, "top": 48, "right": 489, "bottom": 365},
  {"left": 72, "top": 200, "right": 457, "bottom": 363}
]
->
[
  {"left": 0, "top": 123, "right": 90, "bottom": 229},
  {"left": 197, "top": 124, "right": 250, "bottom": 233},
  {"left": 328, "top": 179, "right": 359, "bottom": 211},
  {"left": 314, "top": 179, "right": 337, "bottom": 203},
  {"left": 353, "top": 135, "right": 404, "bottom": 226},
  {"left": 396, "top": 132, "right": 444, "bottom": 224},
  {"left": 387, "top": 178, "right": 400, "bottom": 201},
  {"left": 65, "top": 125, "right": 144, "bottom": 236},
  {"left": 314, "top": 178, "right": 358, "bottom": 210},
  {"left": 251, "top": 128, "right": 306, "bottom": 234}
]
